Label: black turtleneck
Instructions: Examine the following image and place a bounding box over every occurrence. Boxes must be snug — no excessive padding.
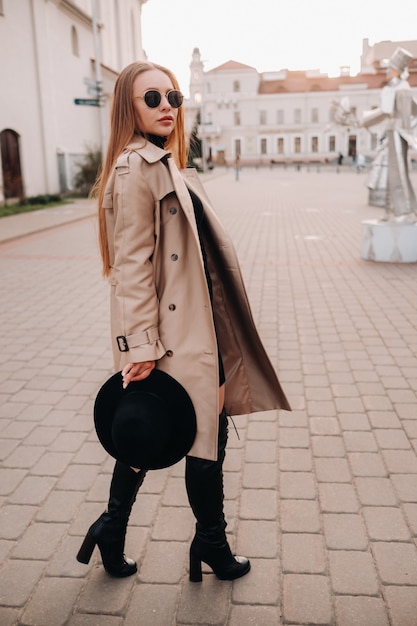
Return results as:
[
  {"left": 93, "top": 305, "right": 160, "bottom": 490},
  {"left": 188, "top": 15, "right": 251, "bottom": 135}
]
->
[{"left": 146, "top": 133, "right": 167, "bottom": 150}]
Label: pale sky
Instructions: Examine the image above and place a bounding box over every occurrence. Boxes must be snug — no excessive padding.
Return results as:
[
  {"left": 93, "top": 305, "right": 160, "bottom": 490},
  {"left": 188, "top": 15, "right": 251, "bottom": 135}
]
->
[{"left": 141, "top": 0, "right": 417, "bottom": 96}]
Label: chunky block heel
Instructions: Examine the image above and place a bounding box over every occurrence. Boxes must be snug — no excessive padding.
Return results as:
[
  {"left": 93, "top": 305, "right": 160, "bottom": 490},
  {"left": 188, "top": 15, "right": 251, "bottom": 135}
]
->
[
  {"left": 189, "top": 549, "right": 203, "bottom": 582},
  {"left": 76, "top": 532, "right": 96, "bottom": 565}
]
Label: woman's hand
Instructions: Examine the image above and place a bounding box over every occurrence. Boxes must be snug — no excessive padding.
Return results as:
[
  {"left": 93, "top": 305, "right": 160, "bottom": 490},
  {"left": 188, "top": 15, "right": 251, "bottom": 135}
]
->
[{"left": 122, "top": 361, "right": 155, "bottom": 389}]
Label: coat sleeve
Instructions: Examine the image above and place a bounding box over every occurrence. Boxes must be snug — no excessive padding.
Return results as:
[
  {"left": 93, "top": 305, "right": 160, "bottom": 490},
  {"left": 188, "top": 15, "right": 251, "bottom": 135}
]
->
[{"left": 111, "top": 151, "right": 166, "bottom": 364}]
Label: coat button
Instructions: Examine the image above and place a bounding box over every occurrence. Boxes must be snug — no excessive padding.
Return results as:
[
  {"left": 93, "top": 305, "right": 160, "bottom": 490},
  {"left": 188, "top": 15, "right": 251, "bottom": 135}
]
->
[
  {"left": 168, "top": 304, "right": 176, "bottom": 311},
  {"left": 169, "top": 207, "right": 177, "bottom": 215},
  {"left": 171, "top": 253, "right": 178, "bottom": 261},
  {"left": 166, "top": 350, "right": 173, "bottom": 357}
]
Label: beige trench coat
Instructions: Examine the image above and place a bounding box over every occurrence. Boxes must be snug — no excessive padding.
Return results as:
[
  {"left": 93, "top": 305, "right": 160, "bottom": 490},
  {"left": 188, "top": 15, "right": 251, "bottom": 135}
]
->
[{"left": 103, "top": 138, "right": 290, "bottom": 461}]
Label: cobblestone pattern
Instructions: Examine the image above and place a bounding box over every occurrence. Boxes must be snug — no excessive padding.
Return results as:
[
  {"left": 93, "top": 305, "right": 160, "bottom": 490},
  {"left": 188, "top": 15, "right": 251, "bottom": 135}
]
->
[{"left": 1, "top": 167, "right": 417, "bottom": 625}]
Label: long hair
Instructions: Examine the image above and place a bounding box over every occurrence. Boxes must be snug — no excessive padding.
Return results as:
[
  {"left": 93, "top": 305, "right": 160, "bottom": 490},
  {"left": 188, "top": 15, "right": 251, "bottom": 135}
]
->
[{"left": 94, "top": 61, "right": 187, "bottom": 276}]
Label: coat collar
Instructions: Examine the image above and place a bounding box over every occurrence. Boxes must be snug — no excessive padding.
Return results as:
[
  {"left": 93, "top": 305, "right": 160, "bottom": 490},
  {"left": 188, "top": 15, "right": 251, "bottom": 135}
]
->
[{"left": 123, "top": 136, "right": 171, "bottom": 164}]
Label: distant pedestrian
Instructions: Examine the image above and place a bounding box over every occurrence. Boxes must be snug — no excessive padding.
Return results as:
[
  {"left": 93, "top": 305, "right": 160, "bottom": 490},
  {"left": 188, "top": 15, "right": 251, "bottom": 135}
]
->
[{"left": 76, "top": 61, "right": 290, "bottom": 582}]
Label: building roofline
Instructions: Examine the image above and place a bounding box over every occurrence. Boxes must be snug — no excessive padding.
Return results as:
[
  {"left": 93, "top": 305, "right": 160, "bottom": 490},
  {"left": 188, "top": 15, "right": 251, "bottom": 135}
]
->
[
  {"left": 59, "top": 0, "right": 92, "bottom": 27},
  {"left": 207, "top": 60, "right": 257, "bottom": 73}
]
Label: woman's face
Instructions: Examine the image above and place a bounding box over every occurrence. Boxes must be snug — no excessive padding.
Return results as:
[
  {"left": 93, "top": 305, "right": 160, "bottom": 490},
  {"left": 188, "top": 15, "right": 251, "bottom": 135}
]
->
[{"left": 133, "top": 69, "right": 180, "bottom": 137}]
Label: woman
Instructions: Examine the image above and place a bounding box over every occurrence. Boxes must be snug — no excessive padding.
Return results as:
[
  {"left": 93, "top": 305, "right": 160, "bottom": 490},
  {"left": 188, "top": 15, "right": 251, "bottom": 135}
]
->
[{"left": 76, "top": 61, "right": 290, "bottom": 581}]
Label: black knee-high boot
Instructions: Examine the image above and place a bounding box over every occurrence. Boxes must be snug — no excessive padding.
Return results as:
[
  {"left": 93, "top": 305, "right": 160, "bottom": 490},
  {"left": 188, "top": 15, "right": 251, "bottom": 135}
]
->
[
  {"left": 185, "top": 409, "right": 250, "bottom": 582},
  {"left": 76, "top": 461, "right": 147, "bottom": 577}
]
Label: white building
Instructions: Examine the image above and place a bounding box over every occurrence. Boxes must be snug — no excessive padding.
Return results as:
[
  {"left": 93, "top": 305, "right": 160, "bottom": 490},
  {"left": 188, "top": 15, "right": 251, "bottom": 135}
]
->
[
  {"left": 0, "top": 0, "right": 148, "bottom": 202},
  {"left": 187, "top": 40, "right": 417, "bottom": 168},
  {"left": 2, "top": 12, "right": 416, "bottom": 204}
]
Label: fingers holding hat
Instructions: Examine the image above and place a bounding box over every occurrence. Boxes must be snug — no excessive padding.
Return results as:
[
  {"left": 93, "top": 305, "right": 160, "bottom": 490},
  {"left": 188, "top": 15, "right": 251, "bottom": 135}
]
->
[{"left": 122, "top": 361, "right": 155, "bottom": 388}]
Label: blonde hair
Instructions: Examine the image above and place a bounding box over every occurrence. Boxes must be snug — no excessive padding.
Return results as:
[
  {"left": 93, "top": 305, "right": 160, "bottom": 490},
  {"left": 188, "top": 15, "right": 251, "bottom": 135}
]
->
[{"left": 94, "top": 61, "right": 187, "bottom": 276}]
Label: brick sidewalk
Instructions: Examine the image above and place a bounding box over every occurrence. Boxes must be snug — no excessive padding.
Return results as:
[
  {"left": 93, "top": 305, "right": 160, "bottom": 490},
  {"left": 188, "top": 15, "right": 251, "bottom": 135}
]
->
[
  {"left": 0, "top": 167, "right": 417, "bottom": 625},
  {"left": 0, "top": 199, "right": 96, "bottom": 244}
]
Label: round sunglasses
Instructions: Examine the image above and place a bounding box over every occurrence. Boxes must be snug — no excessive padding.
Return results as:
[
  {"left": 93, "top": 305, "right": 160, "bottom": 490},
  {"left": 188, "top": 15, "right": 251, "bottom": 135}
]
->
[{"left": 135, "top": 89, "right": 184, "bottom": 109}]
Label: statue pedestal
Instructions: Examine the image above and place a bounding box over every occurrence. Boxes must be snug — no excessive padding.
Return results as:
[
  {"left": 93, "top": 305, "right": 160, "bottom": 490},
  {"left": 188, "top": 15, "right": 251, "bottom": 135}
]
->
[
  {"left": 361, "top": 219, "right": 417, "bottom": 263},
  {"left": 368, "top": 189, "right": 386, "bottom": 207}
]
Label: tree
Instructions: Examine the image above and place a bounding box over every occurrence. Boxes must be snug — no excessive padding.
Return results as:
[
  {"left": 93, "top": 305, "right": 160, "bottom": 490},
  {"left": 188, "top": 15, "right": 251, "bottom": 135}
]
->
[
  {"left": 187, "top": 111, "right": 202, "bottom": 170},
  {"left": 73, "top": 144, "right": 102, "bottom": 195}
]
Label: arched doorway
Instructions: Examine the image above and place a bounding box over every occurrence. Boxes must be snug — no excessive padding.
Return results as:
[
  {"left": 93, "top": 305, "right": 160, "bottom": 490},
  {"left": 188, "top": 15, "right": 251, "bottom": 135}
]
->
[
  {"left": 0, "top": 129, "right": 24, "bottom": 199},
  {"left": 348, "top": 134, "right": 357, "bottom": 162}
]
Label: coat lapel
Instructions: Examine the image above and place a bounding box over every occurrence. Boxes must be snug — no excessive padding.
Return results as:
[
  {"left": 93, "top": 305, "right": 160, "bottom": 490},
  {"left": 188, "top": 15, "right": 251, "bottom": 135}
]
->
[{"left": 167, "top": 158, "right": 200, "bottom": 240}]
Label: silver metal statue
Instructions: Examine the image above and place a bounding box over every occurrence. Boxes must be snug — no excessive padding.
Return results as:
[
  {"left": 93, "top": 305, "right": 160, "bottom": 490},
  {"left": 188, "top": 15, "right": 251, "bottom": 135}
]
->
[{"left": 333, "top": 47, "right": 417, "bottom": 221}]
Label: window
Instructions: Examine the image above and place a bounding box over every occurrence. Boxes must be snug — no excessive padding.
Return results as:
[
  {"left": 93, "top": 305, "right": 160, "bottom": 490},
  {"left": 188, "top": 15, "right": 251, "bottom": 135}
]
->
[
  {"left": 294, "top": 137, "right": 301, "bottom": 153},
  {"left": 311, "top": 108, "right": 319, "bottom": 123},
  {"left": 71, "top": 25, "right": 79, "bottom": 57},
  {"left": 311, "top": 136, "right": 318, "bottom": 153},
  {"left": 0, "top": 0, "right": 4, "bottom": 15},
  {"left": 277, "top": 137, "right": 284, "bottom": 154},
  {"left": 348, "top": 135, "right": 357, "bottom": 158},
  {"left": 277, "top": 109, "right": 284, "bottom": 124},
  {"left": 234, "top": 111, "right": 241, "bottom": 126},
  {"left": 259, "top": 110, "right": 267, "bottom": 125},
  {"left": 328, "top": 135, "right": 336, "bottom": 151},
  {"left": 194, "top": 92, "right": 202, "bottom": 104},
  {"left": 260, "top": 138, "right": 267, "bottom": 154},
  {"left": 371, "top": 133, "right": 378, "bottom": 150},
  {"left": 234, "top": 139, "right": 241, "bottom": 157},
  {"left": 294, "top": 108, "right": 302, "bottom": 124},
  {"left": 233, "top": 80, "right": 240, "bottom": 93}
]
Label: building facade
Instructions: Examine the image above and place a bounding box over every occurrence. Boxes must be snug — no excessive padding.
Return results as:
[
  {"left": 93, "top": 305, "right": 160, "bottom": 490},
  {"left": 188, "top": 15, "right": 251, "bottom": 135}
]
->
[
  {"left": 0, "top": 0, "right": 148, "bottom": 202},
  {"left": 187, "top": 40, "right": 417, "bottom": 169},
  {"left": 2, "top": 11, "right": 416, "bottom": 204}
]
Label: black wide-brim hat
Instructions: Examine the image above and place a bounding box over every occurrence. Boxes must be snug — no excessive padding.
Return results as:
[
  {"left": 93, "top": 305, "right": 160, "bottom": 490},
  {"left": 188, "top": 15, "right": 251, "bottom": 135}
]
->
[{"left": 94, "top": 369, "right": 196, "bottom": 470}]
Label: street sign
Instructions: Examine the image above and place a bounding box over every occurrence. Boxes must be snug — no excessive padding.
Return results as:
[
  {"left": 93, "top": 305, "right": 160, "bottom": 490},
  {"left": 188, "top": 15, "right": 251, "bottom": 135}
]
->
[
  {"left": 87, "top": 85, "right": 100, "bottom": 96},
  {"left": 83, "top": 77, "right": 99, "bottom": 88},
  {"left": 74, "top": 98, "right": 100, "bottom": 107},
  {"left": 83, "top": 77, "right": 101, "bottom": 97}
]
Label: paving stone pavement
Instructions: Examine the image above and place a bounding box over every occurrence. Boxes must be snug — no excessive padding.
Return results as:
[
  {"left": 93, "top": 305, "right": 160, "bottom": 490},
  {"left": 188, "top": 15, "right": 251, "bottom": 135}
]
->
[{"left": 0, "top": 165, "right": 417, "bottom": 626}]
